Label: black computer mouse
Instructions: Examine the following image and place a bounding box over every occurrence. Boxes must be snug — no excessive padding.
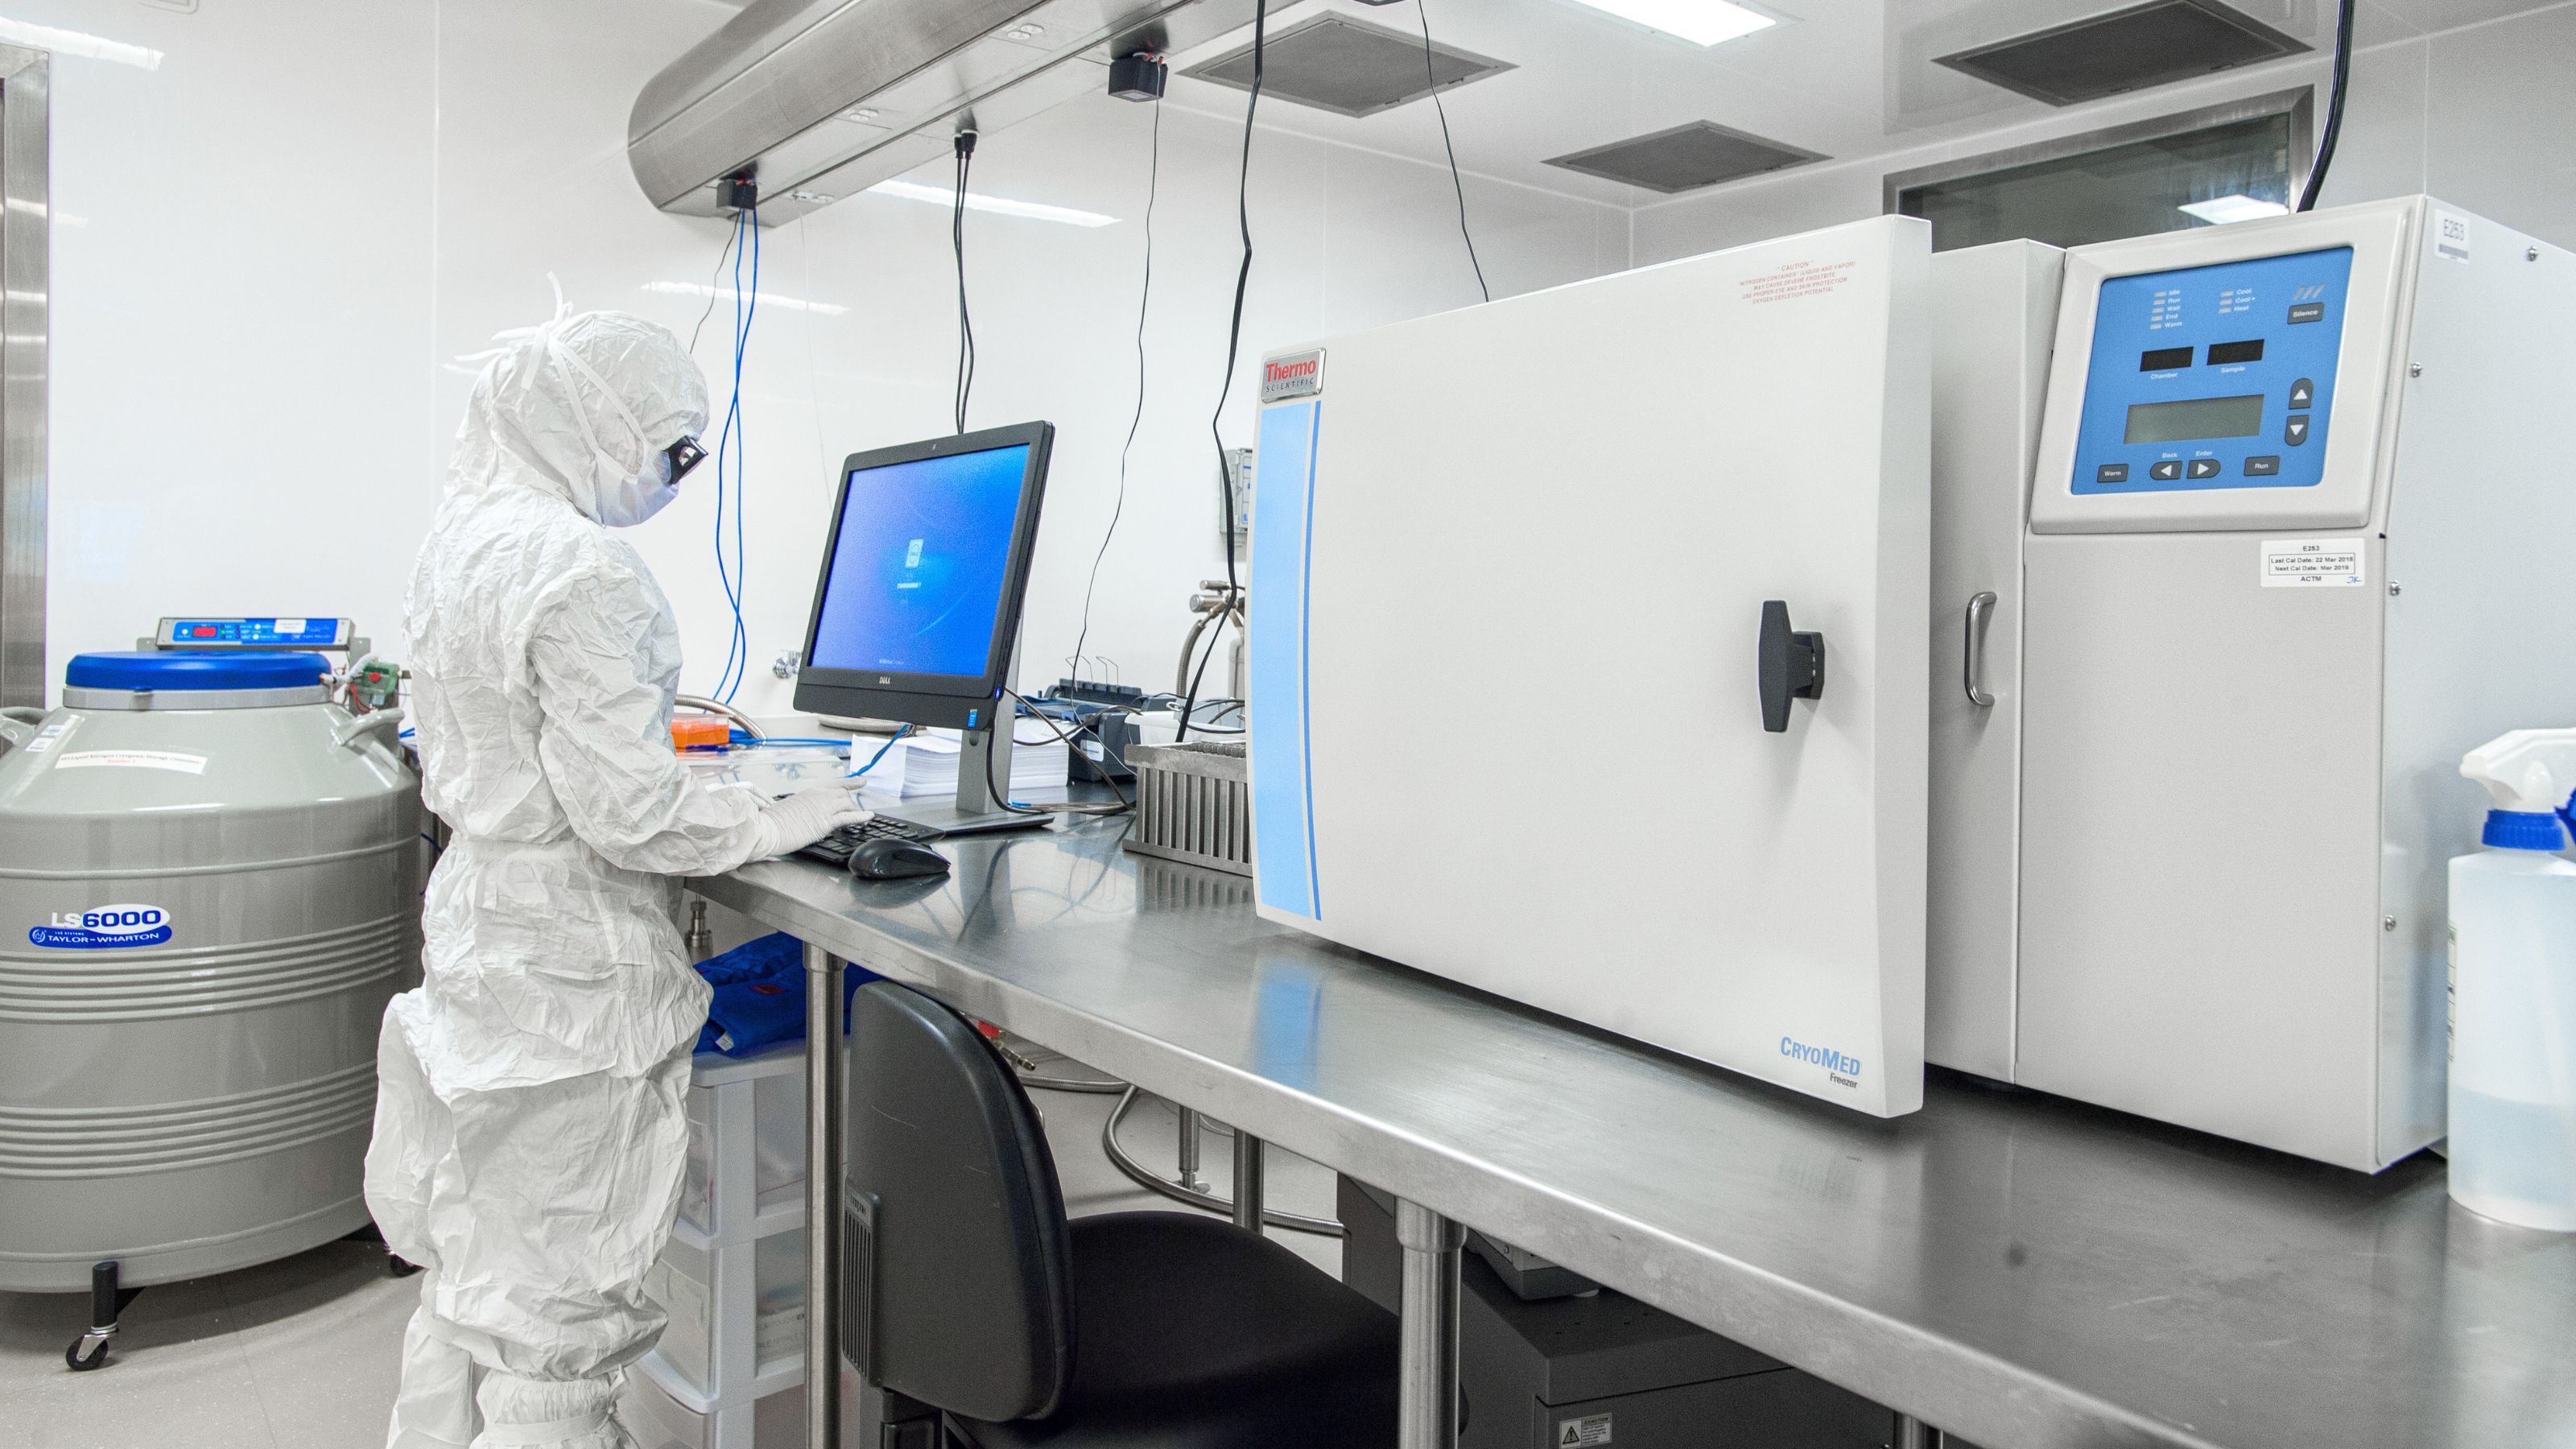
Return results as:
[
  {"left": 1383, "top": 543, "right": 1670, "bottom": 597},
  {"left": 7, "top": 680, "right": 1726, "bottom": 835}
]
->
[{"left": 848, "top": 836, "right": 952, "bottom": 881}]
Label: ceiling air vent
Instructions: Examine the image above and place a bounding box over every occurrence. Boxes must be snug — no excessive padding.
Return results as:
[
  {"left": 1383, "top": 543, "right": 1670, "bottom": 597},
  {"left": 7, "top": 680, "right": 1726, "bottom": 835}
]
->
[
  {"left": 1935, "top": 0, "right": 2308, "bottom": 107},
  {"left": 1183, "top": 12, "right": 1513, "bottom": 118},
  {"left": 1544, "top": 121, "right": 1824, "bottom": 195}
]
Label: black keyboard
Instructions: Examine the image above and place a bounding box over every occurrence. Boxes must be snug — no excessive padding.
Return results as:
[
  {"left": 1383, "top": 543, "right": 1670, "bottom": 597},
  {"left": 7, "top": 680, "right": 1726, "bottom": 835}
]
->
[{"left": 794, "top": 815, "right": 937, "bottom": 868}]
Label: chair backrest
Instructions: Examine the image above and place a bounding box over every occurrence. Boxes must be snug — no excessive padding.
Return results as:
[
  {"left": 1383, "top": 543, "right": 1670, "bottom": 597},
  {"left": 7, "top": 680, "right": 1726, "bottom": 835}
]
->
[{"left": 842, "top": 980, "right": 1074, "bottom": 1422}]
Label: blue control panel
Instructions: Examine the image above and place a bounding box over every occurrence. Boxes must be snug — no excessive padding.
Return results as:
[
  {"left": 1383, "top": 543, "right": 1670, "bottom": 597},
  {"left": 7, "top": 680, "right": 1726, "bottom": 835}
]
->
[
  {"left": 163, "top": 617, "right": 346, "bottom": 647},
  {"left": 2070, "top": 246, "right": 2354, "bottom": 494}
]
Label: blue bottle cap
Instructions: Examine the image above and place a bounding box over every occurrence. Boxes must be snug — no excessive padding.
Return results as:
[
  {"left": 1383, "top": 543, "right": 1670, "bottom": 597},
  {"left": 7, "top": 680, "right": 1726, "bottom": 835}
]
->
[{"left": 2482, "top": 809, "right": 2568, "bottom": 852}]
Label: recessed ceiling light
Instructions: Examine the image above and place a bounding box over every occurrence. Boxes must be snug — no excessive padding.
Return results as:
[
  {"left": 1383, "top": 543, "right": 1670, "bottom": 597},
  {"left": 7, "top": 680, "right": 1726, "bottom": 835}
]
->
[
  {"left": 867, "top": 180, "right": 1116, "bottom": 229},
  {"left": 1565, "top": 0, "right": 1775, "bottom": 47},
  {"left": 0, "top": 18, "right": 162, "bottom": 68},
  {"left": 639, "top": 281, "right": 850, "bottom": 316},
  {"left": 840, "top": 107, "right": 881, "bottom": 124},
  {"left": 2178, "top": 194, "right": 2289, "bottom": 225}
]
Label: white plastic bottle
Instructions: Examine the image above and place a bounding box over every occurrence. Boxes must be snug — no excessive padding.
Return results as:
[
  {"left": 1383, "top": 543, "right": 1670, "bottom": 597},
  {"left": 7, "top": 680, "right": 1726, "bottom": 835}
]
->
[{"left": 2449, "top": 729, "right": 2576, "bottom": 1232}]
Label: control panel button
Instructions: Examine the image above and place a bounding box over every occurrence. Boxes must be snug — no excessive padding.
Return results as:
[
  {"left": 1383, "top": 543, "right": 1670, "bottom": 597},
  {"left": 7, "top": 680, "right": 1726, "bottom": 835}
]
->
[
  {"left": 2288, "top": 378, "right": 2314, "bottom": 409},
  {"left": 2095, "top": 463, "right": 2130, "bottom": 483},
  {"left": 2149, "top": 460, "right": 2183, "bottom": 482},
  {"left": 2285, "top": 415, "right": 2312, "bottom": 446},
  {"left": 2245, "top": 455, "right": 2281, "bottom": 476},
  {"left": 2186, "top": 459, "right": 2222, "bottom": 479},
  {"left": 2289, "top": 303, "right": 2326, "bottom": 324}
]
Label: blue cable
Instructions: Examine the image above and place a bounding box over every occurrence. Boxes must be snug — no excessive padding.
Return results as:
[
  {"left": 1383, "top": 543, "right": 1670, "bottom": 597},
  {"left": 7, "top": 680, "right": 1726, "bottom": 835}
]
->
[
  {"left": 724, "top": 217, "right": 762, "bottom": 704},
  {"left": 845, "top": 725, "right": 913, "bottom": 780},
  {"left": 711, "top": 208, "right": 747, "bottom": 703}
]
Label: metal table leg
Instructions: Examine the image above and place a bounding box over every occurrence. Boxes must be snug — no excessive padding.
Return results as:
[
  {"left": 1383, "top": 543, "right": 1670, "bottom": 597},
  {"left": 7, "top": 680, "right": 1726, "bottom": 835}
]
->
[
  {"left": 804, "top": 943, "right": 844, "bottom": 1449},
  {"left": 1394, "top": 1198, "right": 1464, "bottom": 1449},
  {"left": 1894, "top": 1414, "right": 1945, "bottom": 1449},
  {"left": 1176, "top": 1106, "right": 1206, "bottom": 1192},
  {"left": 1231, "top": 1129, "right": 1266, "bottom": 1232}
]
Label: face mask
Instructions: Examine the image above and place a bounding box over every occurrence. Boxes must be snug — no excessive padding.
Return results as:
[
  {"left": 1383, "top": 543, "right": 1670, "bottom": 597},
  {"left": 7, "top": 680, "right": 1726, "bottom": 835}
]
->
[{"left": 596, "top": 463, "right": 680, "bottom": 527}]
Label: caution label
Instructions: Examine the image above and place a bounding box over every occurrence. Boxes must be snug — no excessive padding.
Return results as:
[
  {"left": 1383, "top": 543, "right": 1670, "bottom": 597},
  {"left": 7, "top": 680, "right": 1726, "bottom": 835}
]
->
[
  {"left": 54, "top": 749, "right": 209, "bottom": 774},
  {"left": 1557, "top": 1413, "right": 1612, "bottom": 1447},
  {"left": 2260, "top": 539, "right": 2365, "bottom": 588}
]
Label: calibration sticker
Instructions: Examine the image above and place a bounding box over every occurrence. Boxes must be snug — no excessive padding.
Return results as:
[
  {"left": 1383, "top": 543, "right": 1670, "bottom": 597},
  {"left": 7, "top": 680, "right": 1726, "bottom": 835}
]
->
[
  {"left": 30, "top": 905, "right": 175, "bottom": 950},
  {"left": 1557, "top": 1413, "right": 1613, "bottom": 1446},
  {"left": 2260, "top": 539, "right": 2366, "bottom": 588}
]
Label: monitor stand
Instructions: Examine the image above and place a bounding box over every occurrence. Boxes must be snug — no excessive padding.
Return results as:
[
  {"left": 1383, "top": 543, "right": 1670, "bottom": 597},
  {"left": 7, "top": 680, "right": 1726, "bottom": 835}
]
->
[{"left": 880, "top": 712, "right": 1052, "bottom": 839}]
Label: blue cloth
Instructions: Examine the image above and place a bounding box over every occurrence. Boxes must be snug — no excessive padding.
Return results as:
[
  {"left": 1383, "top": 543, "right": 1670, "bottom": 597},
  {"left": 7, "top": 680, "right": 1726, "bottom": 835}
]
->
[{"left": 692, "top": 932, "right": 882, "bottom": 1057}]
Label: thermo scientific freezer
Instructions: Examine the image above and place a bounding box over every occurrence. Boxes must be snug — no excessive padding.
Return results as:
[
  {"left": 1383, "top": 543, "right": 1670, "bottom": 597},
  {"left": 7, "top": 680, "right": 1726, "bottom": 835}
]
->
[{"left": 1248, "top": 216, "right": 1932, "bottom": 1117}]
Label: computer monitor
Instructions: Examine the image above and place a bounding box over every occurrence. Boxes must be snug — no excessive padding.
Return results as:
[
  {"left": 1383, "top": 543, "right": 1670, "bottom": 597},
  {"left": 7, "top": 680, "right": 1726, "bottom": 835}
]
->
[{"left": 794, "top": 421, "right": 1055, "bottom": 834}]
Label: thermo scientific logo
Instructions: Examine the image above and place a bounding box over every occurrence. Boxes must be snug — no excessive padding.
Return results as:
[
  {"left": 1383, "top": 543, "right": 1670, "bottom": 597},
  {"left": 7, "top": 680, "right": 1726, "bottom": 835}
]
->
[
  {"left": 1781, "top": 1036, "right": 1863, "bottom": 1089},
  {"left": 1260, "top": 349, "right": 1324, "bottom": 403}
]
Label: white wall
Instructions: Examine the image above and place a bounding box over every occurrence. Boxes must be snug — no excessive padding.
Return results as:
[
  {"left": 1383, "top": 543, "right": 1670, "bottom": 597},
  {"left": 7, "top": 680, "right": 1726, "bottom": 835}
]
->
[
  {"left": 1633, "top": 2, "right": 2576, "bottom": 265},
  {"left": 37, "top": 0, "right": 2561, "bottom": 713},
  {"left": 39, "top": 1, "right": 436, "bottom": 684},
  {"left": 31, "top": 0, "right": 1625, "bottom": 709}
]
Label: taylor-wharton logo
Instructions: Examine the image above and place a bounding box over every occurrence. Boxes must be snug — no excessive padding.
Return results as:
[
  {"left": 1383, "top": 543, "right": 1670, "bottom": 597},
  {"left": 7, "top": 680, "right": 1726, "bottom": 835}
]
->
[
  {"left": 1781, "top": 1035, "right": 1864, "bottom": 1088},
  {"left": 29, "top": 905, "right": 173, "bottom": 950}
]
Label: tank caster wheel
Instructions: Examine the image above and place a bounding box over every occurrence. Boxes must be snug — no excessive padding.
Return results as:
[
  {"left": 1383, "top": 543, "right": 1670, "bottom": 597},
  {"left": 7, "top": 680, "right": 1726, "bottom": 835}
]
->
[
  {"left": 387, "top": 1254, "right": 424, "bottom": 1278},
  {"left": 64, "top": 1261, "right": 141, "bottom": 1373}
]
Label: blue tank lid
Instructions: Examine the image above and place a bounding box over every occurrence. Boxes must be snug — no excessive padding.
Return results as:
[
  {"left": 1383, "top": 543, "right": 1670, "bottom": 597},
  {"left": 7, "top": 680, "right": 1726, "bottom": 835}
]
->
[{"left": 66, "top": 650, "right": 331, "bottom": 692}]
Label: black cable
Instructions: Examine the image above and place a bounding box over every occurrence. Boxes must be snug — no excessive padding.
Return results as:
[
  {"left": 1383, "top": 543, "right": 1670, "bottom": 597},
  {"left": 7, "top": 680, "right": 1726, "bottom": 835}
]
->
[
  {"left": 1007, "top": 688, "right": 1132, "bottom": 814},
  {"left": 687, "top": 212, "right": 741, "bottom": 353},
  {"left": 1417, "top": 0, "right": 1488, "bottom": 303},
  {"left": 981, "top": 715, "right": 1049, "bottom": 817},
  {"left": 1173, "top": 609, "right": 1231, "bottom": 748},
  {"left": 1071, "top": 98, "right": 1163, "bottom": 682},
  {"left": 2296, "top": 0, "right": 2356, "bottom": 212},
  {"left": 979, "top": 691, "right": 1135, "bottom": 818},
  {"left": 1190, "top": 0, "right": 1265, "bottom": 745},
  {"left": 952, "top": 130, "right": 980, "bottom": 433}
]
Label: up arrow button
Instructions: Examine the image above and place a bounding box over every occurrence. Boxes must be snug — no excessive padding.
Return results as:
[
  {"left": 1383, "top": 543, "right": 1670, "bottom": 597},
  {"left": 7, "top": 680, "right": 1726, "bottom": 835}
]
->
[{"left": 2288, "top": 378, "right": 2314, "bottom": 409}]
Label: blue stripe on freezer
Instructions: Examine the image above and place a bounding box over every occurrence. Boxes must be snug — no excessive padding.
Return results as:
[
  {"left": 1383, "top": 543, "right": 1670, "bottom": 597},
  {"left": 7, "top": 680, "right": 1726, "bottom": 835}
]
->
[{"left": 1249, "top": 399, "right": 1320, "bottom": 920}]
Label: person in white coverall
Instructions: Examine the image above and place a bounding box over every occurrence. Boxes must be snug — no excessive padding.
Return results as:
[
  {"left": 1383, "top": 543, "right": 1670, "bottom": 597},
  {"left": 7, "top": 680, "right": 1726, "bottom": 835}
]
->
[{"left": 365, "top": 307, "right": 869, "bottom": 1449}]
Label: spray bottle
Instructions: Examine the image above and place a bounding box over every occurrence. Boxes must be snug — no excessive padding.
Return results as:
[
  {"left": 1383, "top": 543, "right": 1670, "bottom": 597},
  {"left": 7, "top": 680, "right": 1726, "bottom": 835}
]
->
[{"left": 2450, "top": 729, "right": 2576, "bottom": 1231}]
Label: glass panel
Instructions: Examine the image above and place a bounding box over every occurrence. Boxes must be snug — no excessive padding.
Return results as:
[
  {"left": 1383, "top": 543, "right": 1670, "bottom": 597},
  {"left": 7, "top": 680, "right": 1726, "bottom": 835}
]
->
[{"left": 1897, "top": 111, "right": 2299, "bottom": 254}]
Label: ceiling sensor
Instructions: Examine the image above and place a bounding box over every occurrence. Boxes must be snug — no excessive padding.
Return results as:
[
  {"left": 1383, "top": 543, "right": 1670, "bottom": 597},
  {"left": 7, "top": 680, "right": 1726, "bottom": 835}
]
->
[
  {"left": 1546, "top": 120, "right": 1824, "bottom": 195},
  {"left": 1935, "top": 0, "right": 2309, "bottom": 107},
  {"left": 1183, "top": 12, "right": 1513, "bottom": 119}
]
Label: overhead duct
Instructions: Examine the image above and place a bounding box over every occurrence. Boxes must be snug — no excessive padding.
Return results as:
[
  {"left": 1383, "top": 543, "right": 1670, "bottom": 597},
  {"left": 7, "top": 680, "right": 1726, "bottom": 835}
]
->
[{"left": 630, "top": 0, "right": 1256, "bottom": 227}]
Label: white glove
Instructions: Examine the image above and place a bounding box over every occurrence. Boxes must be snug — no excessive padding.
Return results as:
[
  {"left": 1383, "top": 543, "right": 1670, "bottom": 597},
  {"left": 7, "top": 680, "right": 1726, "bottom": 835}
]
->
[{"left": 753, "top": 782, "right": 873, "bottom": 858}]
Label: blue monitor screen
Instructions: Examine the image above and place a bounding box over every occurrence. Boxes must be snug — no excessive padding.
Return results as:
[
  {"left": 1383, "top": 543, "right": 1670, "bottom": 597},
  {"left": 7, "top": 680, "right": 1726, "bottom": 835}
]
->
[{"left": 809, "top": 444, "right": 1031, "bottom": 679}]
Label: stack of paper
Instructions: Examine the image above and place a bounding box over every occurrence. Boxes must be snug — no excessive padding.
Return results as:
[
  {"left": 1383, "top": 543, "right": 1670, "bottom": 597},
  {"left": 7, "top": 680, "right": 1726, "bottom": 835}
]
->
[{"left": 854, "top": 723, "right": 1070, "bottom": 801}]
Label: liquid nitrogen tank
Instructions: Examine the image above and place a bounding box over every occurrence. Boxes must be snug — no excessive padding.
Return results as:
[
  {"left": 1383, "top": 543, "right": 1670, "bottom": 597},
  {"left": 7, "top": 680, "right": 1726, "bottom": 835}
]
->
[{"left": 0, "top": 649, "right": 418, "bottom": 1302}]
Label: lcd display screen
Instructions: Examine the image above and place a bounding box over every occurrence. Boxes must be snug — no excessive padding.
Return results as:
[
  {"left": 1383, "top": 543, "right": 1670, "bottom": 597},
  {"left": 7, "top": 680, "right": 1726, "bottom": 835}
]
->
[
  {"left": 2207, "top": 340, "right": 2266, "bottom": 365},
  {"left": 2139, "top": 347, "right": 2194, "bottom": 372},
  {"left": 2124, "top": 394, "right": 2264, "bottom": 444},
  {"left": 807, "top": 444, "right": 1031, "bottom": 678}
]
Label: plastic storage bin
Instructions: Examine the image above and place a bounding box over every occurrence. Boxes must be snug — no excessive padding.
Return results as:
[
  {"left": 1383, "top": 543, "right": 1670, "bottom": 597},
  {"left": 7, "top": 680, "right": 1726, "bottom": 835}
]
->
[
  {"left": 639, "top": 1042, "right": 808, "bottom": 1444},
  {"left": 626, "top": 1366, "right": 804, "bottom": 1449}
]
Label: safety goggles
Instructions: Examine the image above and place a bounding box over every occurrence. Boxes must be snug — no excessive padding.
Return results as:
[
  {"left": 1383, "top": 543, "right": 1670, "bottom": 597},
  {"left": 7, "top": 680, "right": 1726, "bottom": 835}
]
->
[{"left": 663, "top": 436, "right": 708, "bottom": 483}]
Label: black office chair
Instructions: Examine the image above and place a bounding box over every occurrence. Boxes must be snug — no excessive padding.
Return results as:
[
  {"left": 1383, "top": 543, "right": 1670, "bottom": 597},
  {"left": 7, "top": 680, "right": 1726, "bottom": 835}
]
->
[{"left": 842, "top": 980, "right": 1401, "bottom": 1449}]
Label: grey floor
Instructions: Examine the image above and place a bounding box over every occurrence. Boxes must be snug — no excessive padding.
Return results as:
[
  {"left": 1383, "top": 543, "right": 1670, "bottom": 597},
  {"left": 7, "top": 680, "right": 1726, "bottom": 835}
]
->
[{"left": 0, "top": 1051, "right": 1340, "bottom": 1449}]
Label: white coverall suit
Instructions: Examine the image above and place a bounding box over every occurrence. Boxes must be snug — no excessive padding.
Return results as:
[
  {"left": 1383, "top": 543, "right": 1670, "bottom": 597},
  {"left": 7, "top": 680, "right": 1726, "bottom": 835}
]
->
[{"left": 366, "top": 309, "right": 863, "bottom": 1449}]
